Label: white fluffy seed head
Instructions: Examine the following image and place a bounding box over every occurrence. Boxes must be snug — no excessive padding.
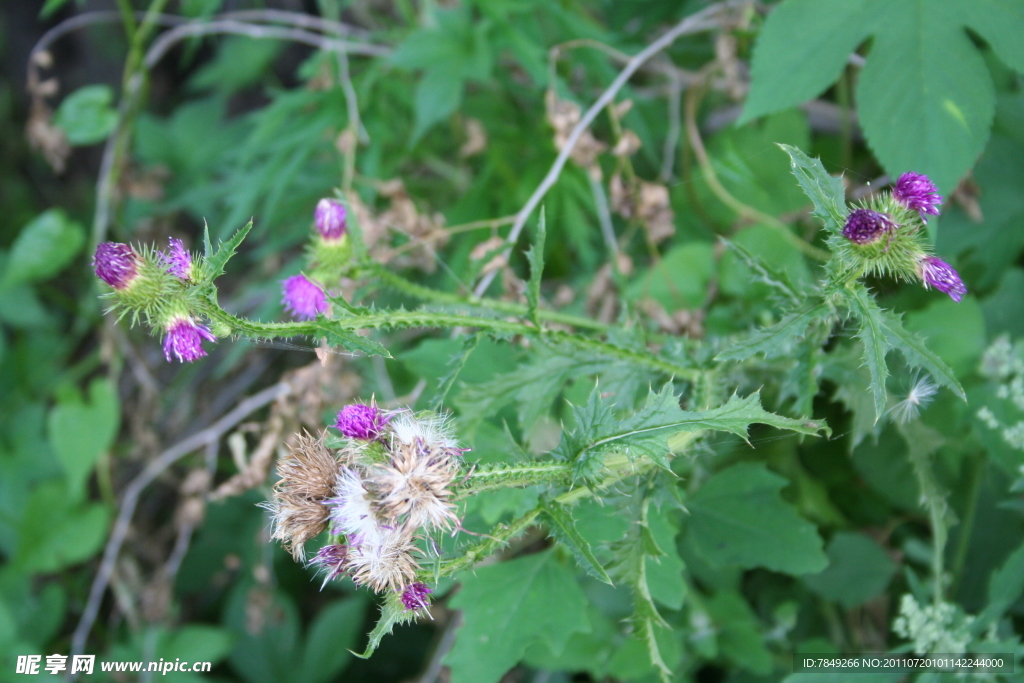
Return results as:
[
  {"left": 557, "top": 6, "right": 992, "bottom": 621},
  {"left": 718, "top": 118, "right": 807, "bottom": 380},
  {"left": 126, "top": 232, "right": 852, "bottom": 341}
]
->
[
  {"left": 389, "top": 411, "right": 459, "bottom": 450},
  {"left": 368, "top": 439, "right": 460, "bottom": 531},
  {"left": 891, "top": 375, "right": 938, "bottom": 424},
  {"left": 329, "top": 467, "right": 387, "bottom": 548},
  {"left": 344, "top": 526, "right": 420, "bottom": 593}
]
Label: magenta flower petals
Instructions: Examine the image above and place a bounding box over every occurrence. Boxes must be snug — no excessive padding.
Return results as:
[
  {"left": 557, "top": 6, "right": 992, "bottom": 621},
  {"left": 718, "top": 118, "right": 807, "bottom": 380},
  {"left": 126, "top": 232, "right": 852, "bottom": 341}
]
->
[
  {"left": 315, "top": 198, "right": 347, "bottom": 240},
  {"left": 400, "top": 582, "right": 432, "bottom": 611},
  {"left": 163, "top": 317, "right": 217, "bottom": 362},
  {"left": 842, "top": 208, "right": 898, "bottom": 245},
  {"left": 335, "top": 403, "right": 389, "bottom": 441},
  {"left": 281, "top": 274, "right": 328, "bottom": 321},
  {"left": 919, "top": 256, "right": 966, "bottom": 302},
  {"left": 894, "top": 172, "right": 942, "bottom": 217},
  {"left": 93, "top": 242, "right": 140, "bottom": 289},
  {"left": 164, "top": 237, "right": 192, "bottom": 280}
]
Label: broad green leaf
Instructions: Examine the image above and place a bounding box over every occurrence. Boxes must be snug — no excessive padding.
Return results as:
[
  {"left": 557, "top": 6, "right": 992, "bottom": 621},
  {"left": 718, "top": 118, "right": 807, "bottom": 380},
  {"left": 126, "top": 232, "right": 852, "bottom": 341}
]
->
[
  {"left": 719, "top": 236, "right": 804, "bottom": 305},
  {"left": 313, "top": 322, "right": 392, "bottom": 358},
  {"left": 802, "top": 532, "right": 896, "bottom": 608},
  {"left": 846, "top": 285, "right": 891, "bottom": 420},
  {"left": 645, "top": 505, "right": 686, "bottom": 611},
  {"left": 430, "top": 333, "right": 482, "bottom": 411},
  {"left": 53, "top": 85, "right": 118, "bottom": 145},
  {"left": 160, "top": 625, "right": 233, "bottom": 665},
  {"left": 1, "top": 210, "right": 85, "bottom": 290},
  {"left": 525, "top": 209, "right": 546, "bottom": 326},
  {"left": 47, "top": 378, "right": 120, "bottom": 498},
  {"left": 205, "top": 220, "right": 252, "bottom": 279},
  {"left": 300, "top": 598, "right": 366, "bottom": 683},
  {"left": 412, "top": 68, "right": 464, "bottom": 144},
  {"left": 224, "top": 583, "right": 300, "bottom": 683},
  {"left": 352, "top": 592, "right": 414, "bottom": 659},
  {"left": 624, "top": 242, "right": 715, "bottom": 309},
  {"left": 716, "top": 303, "right": 831, "bottom": 361},
  {"left": 975, "top": 539, "right": 1024, "bottom": 631},
  {"left": 705, "top": 591, "right": 772, "bottom": 674},
  {"left": 188, "top": 37, "right": 281, "bottom": 94},
  {"left": 15, "top": 480, "right": 110, "bottom": 573},
  {"left": 686, "top": 463, "right": 827, "bottom": 575},
  {"left": 741, "top": 0, "right": 872, "bottom": 124},
  {"left": 904, "top": 296, "right": 984, "bottom": 380},
  {"left": 446, "top": 550, "right": 589, "bottom": 683},
  {"left": 777, "top": 144, "right": 848, "bottom": 233},
  {"left": 542, "top": 501, "right": 612, "bottom": 584}
]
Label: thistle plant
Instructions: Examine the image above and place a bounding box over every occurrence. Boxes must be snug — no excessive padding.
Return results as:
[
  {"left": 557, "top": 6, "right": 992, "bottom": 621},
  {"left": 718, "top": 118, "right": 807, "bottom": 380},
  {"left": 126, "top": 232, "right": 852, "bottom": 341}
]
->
[{"left": 91, "top": 148, "right": 976, "bottom": 680}]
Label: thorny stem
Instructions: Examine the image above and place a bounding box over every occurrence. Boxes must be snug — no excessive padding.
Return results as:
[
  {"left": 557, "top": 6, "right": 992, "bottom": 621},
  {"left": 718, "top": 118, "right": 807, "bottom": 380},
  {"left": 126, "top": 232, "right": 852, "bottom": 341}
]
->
[
  {"left": 455, "top": 461, "right": 575, "bottom": 497},
  {"left": 903, "top": 425, "right": 949, "bottom": 606},
  {"left": 434, "top": 432, "right": 701, "bottom": 579}
]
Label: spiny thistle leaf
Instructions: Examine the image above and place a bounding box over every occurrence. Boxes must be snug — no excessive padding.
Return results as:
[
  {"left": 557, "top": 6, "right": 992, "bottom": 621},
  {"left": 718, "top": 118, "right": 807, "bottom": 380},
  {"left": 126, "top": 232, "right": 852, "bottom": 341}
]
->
[
  {"left": 777, "top": 143, "right": 848, "bottom": 234},
  {"left": 845, "top": 285, "right": 892, "bottom": 420},
  {"left": 430, "top": 332, "right": 482, "bottom": 411},
  {"left": 877, "top": 308, "right": 965, "bottom": 401},
  {"left": 525, "top": 208, "right": 546, "bottom": 327},
  {"left": 720, "top": 237, "right": 805, "bottom": 304},
  {"left": 716, "top": 302, "right": 832, "bottom": 361},
  {"left": 204, "top": 219, "right": 253, "bottom": 279},
  {"left": 351, "top": 592, "right": 415, "bottom": 659},
  {"left": 542, "top": 501, "right": 613, "bottom": 584},
  {"left": 313, "top": 321, "right": 392, "bottom": 358}
]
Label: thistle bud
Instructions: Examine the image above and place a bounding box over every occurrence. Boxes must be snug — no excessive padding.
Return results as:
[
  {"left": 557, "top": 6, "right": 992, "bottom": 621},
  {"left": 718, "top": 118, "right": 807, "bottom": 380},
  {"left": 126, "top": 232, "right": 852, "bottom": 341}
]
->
[
  {"left": 335, "top": 403, "right": 390, "bottom": 441},
  {"left": 315, "top": 199, "right": 347, "bottom": 241},
  {"left": 893, "top": 172, "right": 942, "bottom": 218},
  {"left": 918, "top": 256, "right": 966, "bottom": 303},
  {"left": 842, "top": 209, "right": 898, "bottom": 245},
  {"left": 93, "top": 242, "right": 140, "bottom": 289},
  {"left": 162, "top": 315, "right": 217, "bottom": 363},
  {"left": 163, "top": 237, "right": 193, "bottom": 281},
  {"left": 401, "top": 582, "right": 432, "bottom": 612},
  {"left": 281, "top": 274, "right": 328, "bottom": 321}
]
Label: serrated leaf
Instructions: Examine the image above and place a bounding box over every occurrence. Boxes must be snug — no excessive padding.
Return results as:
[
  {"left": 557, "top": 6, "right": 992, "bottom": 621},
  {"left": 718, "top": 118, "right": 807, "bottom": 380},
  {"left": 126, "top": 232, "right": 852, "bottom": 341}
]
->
[
  {"left": 313, "top": 322, "right": 392, "bottom": 358},
  {"left": 877, "top": 308, "right": 966, "bottom": 401},
  {"left": 720, "top": 237, "right": 804, "bottom": 304},
  {"left": 352, "top": 592, "right": 415, "bottom": 659},
  {"left": 446, "top": 550, "right": 589, "bottom": 683},
  {"left": 975, "top": 539, "right": 1024, "bottom": 632},
  {"left": 205, "top": 219, "right": 252, "bottom": 278},
  {"left": 430, "top": 333, "right": 482, "bottom": 411},
  {"left": 542, "top": 501, "right": 612, "bottom": 584},
  {"left": 846, "top": 286, "right": 891, "bottom": 421},
  {"left": 716, "top": 303, "right": 831, "bottom": 361},
  {"left": 686, "top": 463, "right": 827, "bottom": 575},
  {"left": 1, "top": 210, "right": 85, "bottom": 290},
  {"left": 525, "top": 208, "right": 546, "bottom": 326},
  {"left": 777, "top": 144, "right": 848, "bottom": 233}
]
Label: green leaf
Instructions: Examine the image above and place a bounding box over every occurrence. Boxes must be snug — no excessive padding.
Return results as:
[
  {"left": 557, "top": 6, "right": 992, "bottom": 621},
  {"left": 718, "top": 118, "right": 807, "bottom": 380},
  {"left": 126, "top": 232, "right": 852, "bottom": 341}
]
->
[
  {"left": 802, "top": 532, "right": 896, "bottom": 608},
  {"left": 878, "top": 307, "right": 966, "bottom": 400},
  {"left": 525, "top": 209, "right": 546, "bottom": 326},
  {"left": 300, "top": 598, "right": 366, "bottom": 683},
  {"left": 716, "top": 303, "right": 831, "bottom": 361},
  {"left": 777, "top": 144, "right": 848, "bottom": 233},
  {"left": 542, "top": 501, "right": 612, "bottom": 584},
  {"left": 719, "top": 236, "right": 804, "bottom": 305},
  {"left": 845, "top": 286, "right": 891, "bottom": 420},
  {"left": 411, "top": 68, "right": 464, "bottom": 144},
  {"left": 645, "top": 505, "right": 686, "bottom": 611},
  {"left": 53, "top": 85, "right": 118, "bottom": 145},
  {"left": 160, "top": 625, "right": 233, "bottom": 665},
  {"left": 205, "top": 220, "right": 252, "bottom": 279},
  {"left": 48, "top": 378, "right": 120, "bottom": 498},
  {"left": 313, "top": 322, "right": 392, "bottom": 358},
  {"left": 624, "top": 242, "right": 715, "bottom": 309},
  {"left": 430, "top": 333, "right": 482, "bottom": 411},
  {"left": 40, "top": 0, "right": 75, "bottom": 18},
  {"left": 705, "top": 591, "right": 773, "bottom": 674},
  {"left": 15, "top": 480, "right": 110, "bottom": 573},
  {"left": 975, "top": 539, "right": 1024, "bottom": 631},
  {"left": 1, "top": 210, "right": 85, "bottom": 290},
  {"left": 446, "top": 550, "right": 589, "bottom": 683},
  {"left": 742, "top": 0, "right": 872, "bottom": 124},
  {"left": 352, "top": 592, "right": 415, "bottom": 659},
  {"left": 686, "top": 463, "right": 828, "bottom": 575}
]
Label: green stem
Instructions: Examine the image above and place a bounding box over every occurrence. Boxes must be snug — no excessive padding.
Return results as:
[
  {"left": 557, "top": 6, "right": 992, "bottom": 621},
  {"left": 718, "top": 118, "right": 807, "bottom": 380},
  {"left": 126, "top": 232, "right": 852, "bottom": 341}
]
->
[
  {"left": 950, "top": 452, "right": 985, "bottom": 595},
  {"left": 455, "top": 461, "right": 575, "bottom": 497},
  {"left": 367, "top": 263, "right": 610, "bottom": 332},
  {"left": 903, "top": 428, "right": 949, "bottom": 606}
]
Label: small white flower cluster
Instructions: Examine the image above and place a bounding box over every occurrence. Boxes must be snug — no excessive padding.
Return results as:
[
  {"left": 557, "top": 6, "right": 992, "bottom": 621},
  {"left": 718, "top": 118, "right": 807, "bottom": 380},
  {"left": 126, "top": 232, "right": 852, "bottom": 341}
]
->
[
  {"left": 977, "top": 335, "right": 1024, "bottom": 452},
  {"left": 265, "top": 405, "right": 463, "bottom": 605},
  {"left": 893, "top": 594, "right": 975, "bottom": 655}
]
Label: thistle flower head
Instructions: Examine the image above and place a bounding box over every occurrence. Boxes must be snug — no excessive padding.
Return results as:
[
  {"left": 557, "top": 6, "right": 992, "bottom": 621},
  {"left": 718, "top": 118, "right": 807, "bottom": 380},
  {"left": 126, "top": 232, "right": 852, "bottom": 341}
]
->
[
  {"left": 345, "top": 526, "right": 420, "bottom": 593},
  {"left": 335, "top": 403, "right": 390, "bottom": 441},
  {"left": 369, "top": 437, "right": 460, "bottom": 531},
  {"left": 891, "top": 375, "right": 938, "bottom": 424},
  {"left": 93, "top": 242, "right": 140, "bottom": 289},
  {"left": 893, "top": 172, "right": 942, "bottom": 217},
  {"left": 389, "top": 411, "right": 461, "bottom": 451},
  {"left": 266, "top": 433, "right": 340, "bottom": 560},
  {"left": 329, "top": 467, "right": 386, "bottom": 548},
  {"left": 401, "top": 582, "right": 432, "bottom": 612},
  {"left": 163, "top": 237, "right": 193, "bottom": 280},
  {"left": 162, "top": 316, "right": 216, "bottom": 363},
  {"left": 842, "top": 208, "right": 898, "bottom": 245},
  {"left": 918, "top": 256, "right": 967, "bottom": 302},
  {"left": 281, "top": 274, "right": 328, "bottom": 321},
  {"left": 309, "top": 543, "right": 348, "bottom": 589},
  {"left": 315, "top": 198, "right": 347, "bottom": 241}
]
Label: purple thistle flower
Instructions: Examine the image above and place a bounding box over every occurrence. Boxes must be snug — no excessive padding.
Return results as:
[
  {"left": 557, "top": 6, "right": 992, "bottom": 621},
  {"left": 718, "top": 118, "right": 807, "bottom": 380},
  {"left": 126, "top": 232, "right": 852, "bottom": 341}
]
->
[
  {"left": 919, "top": 256, "right": 967, "bottom": 303},
  {"left": 842, "top": 208, "right": 898, "bottom": 245},
  {"left": 163, "top": 316, "right": 217, "bottom": 363},
  {"left": 335, "top": 403, "right": 389, "bottom": 441},
  {"left": 93, "top": 242, "right": 140, "bottom": 289},
  {"left": 315, "top": 199, "right": 347, "bottom": 241},
  {"left": 893, "top": 172, "right": 942, "bottom": 217},
  {"left": 309, "top": 543, "right": 348, "bottom": 588},
  {"left": 164, "top": 237, "right": 192, "bottom": 280},
  {"left": 400, "top": 582, "right": 432, "bottom": 612},
  {"left": 281, "top": 274, "right": 328, "bottom": 321}
]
